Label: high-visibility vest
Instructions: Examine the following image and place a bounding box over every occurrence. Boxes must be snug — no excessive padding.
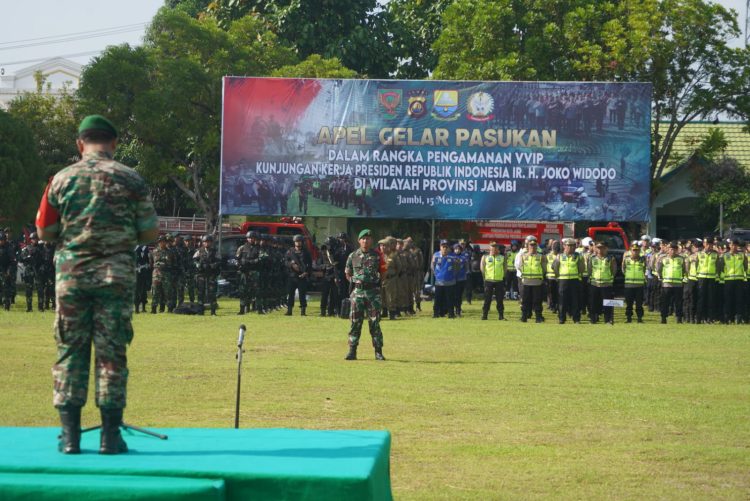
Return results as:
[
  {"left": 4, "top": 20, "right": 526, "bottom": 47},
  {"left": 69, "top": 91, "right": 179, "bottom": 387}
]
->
[
  {"left": 590, "top": 256, "right": 613, "bottom": 284},
  {"left": 688, "top": 256, "right": 698, "bottom": 281},
  {"left": 723, "top": 253, "right": 746, "bottom": 281},
  {"left": 697, "top": 251, "right": 718, "bottom": 279},
  {"left": 557, "top": 253, "right": 581, "bottom": 280},
  {"left": 661, "top": 256, "right": 685, "bottom": 284},
  {"left": 521, "top": 253, "right": 543, "bottom": 280},
  {"left": 546, "top": 253, "right": 558, "bottom": 278},
  {"left": 581, "top": 252, "right": 591, "bottom": 277},
  {"left": 506, "top": 251, "right": 517, "bottom": 271},
  {"left": 623, "top": 255, "right": 646, "bottom": 285},
  {"left": 483, "top": 254, "right": 505, "bottom": 282}
]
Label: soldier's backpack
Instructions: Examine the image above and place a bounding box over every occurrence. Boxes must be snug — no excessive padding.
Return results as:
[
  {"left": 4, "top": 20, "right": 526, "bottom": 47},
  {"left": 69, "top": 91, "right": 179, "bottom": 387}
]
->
[
  {"left": 173, "top": 302, "right": 205, "bottom": 315},
  {"left": 339, "top": 297, "right": 351, "bottom": 319}
]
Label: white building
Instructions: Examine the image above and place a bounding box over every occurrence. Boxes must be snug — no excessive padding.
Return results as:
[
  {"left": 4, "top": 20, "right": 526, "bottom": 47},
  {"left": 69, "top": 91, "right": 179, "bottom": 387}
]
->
[{"left": 0, "top": 58, "right": 82, "bottom": 109}]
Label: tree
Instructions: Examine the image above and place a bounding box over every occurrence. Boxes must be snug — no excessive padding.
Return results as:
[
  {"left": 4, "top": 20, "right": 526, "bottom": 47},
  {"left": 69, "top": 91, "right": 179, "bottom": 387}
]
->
[
  {"left": 433, "top": 0, "right": 750, "bottom": 194},
  {"left": 78, "top": 8, "right": 356, "bottom": 230},
  {"left": 6, "top": 81, "right": 79, "bottom": 178},
  {"left": 0, "top": 110, "right": 46, "bottom": 227}
]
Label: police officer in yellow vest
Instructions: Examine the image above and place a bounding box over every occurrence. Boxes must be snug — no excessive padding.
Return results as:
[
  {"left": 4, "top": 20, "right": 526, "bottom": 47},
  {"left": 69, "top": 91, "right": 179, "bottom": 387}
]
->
[
  {"left": 696, "top": 236, "right": 723, "bottom": 323},
  {"left": 683, "top": 240, "right": 701, "bottom": 324},
  {"left": 552, "top": 238, "right": 585, "bottom": 324},
  {"left": 656, "top": 241, "right": 687, "bottom": 324},
  {"left": 519, "top": 237, "right": 547, "bottom": 323},
  {"left": 722, "top": 238, "right": 747, "bottom": 324},
  {"left": 480, "top": 242, "right": 507, "bottom": 320},
  {"left": 622, "top": 244, "right": 647, "bottom": 323},
  {"left": 587, "top": 241, "right": 617, "bottom": 324}
]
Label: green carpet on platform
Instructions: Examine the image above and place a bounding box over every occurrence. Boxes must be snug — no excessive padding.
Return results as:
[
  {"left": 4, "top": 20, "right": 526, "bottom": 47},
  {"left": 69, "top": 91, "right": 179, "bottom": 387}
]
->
[{"left": 0, "top": 427, "right": 392, "bottom": 501}]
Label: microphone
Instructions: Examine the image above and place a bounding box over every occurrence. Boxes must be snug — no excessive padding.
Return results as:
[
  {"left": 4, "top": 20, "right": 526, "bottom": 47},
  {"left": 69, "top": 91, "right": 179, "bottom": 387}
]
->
[{"left": 237, "top": 324, "right": 246, "bottom": 348}]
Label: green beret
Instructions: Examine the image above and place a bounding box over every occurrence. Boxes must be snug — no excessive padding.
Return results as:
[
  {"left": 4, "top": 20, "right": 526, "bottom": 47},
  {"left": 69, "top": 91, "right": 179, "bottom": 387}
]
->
[
  {"left": 358, "top": 229, "right": 372, "bottom": 239},
  {"left": 78, "top": 115, "right": 118, "bottom": 138}
]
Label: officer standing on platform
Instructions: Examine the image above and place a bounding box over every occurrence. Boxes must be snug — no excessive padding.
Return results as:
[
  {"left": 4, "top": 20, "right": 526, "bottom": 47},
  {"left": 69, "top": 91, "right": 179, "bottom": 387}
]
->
[
  {"left": 622, "top": 244, "right": 647, "bottom": 323},
  {"left": 553, "top": 238, "right": 584, "bottom": 324},
  {"left": 722, "top": 239, "right": 747, "bottom": 324},
  {"left": 344, "top": 229, "right": 386, "bottom": 361},
  {"left": 587, "top": 242, "right": 617, "bottom": 324},
  {"left": 480, "top": 242, "right": 506, "bottom": 320},
  {"left": 657, "top": 242, "right": 687, "bottom": 324}
]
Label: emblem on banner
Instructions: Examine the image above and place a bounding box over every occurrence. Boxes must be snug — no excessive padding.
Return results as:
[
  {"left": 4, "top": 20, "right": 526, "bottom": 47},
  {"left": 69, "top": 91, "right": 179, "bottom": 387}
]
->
[
  {"left": 431, "top": 90, "right": 459, "bottom": 121},
  {"left": 378, "top": 89, "right": 402, "bottom": 118},
  {"left": 407, "top": 90, "right": 427, "bottom": 118},
  {"left": 466, "top": 92, "right": 495, "bottom": 121}
]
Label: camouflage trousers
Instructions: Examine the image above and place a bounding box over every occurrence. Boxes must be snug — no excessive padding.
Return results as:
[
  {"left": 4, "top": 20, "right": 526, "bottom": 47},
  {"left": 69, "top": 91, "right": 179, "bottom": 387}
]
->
[
  {"left": 53, "top": 282, "right": 133, "bottom": 409},
  {"left": 239, "top": 271, "right": 259, "bottom": 308},
  {"left": 151, "top": 274, "right": 167, "bottom": 309},
  {"left": 348, "top": 287, "right": 383, "bottom": 349},
  {"left": 184, "top": 271, "right": 196, "bottom": 303},
  {"left": 196, "top": 274, "right": 217, "bottom": 307},
  {"left": 167, "top": 273, "right": 181, "bottom": 308}
]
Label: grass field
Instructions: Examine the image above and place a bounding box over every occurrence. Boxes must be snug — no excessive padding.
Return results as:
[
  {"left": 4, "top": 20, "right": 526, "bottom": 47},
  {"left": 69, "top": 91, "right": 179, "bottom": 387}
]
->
[{"left": 1, "top": 295, "right": 749, "bottom": 500}]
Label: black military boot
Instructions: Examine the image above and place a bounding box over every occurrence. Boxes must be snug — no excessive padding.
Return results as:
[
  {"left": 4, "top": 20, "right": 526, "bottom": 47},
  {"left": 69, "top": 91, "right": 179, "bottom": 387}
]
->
[
  {"left": 26, "top": 299, "right": 32, "bottom": 312},
  {"left": 238, "top": 305, "right": 246, "bottom": 315},
  {"left": 389, "top": 311, "right": 397, "bottom": 320},
  {"left": 57, "top": 406, "right": 81, "bottom": 454},
  {"left": 345, "top": 346, "right": 357, "bottom": 360},
  {"left": 499, "top": 312, "right": 506, "bottom": 321},
  {"left": 151, "top": 304, "right": 157, "bottom": 314},
  {"left": 134, "top": 304, "right": 140, "bottom": 314},
  {"left": 159, "top": 304, "right": 165, "bottom": 313},
  {"left": 284, "top": 307, "right": 292, "bottom": 316},
  {"left": 99, "top": 408, "right": 128, "bottom": 455},
  {"left": 210, "top": 305, "right": 217, "bottom": 316},
  {"left": 300, "top": 307, "right": 306, "bottom": 316},
  {"left": 481, "top": 310, "right": 488, "bottom": 320},
  {"left": 375, "top": 348, "right": 386, "bottom": 361}
]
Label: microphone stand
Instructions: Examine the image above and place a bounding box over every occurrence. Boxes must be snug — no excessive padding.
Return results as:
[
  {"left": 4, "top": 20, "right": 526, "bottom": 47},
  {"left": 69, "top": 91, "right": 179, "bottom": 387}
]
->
[{"left": 235, "top": 324, "right": 246, "bottom": 429}]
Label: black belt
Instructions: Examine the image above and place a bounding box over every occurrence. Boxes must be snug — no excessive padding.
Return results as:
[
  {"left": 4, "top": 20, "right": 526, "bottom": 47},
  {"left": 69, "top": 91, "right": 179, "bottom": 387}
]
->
[{"left": 354, "top": 282, "right": 379, "bottom": 290}]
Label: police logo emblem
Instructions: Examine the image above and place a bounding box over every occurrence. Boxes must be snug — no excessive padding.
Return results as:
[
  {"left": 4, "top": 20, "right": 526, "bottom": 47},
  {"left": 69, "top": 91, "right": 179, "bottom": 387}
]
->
[
  {"left": 378, "top": 89, "right": 402, "bottom": 118},
  {"left": 466, "top": 92, "right": 494, "bottom": 121},
  {"left": 407, "top": 90, "right": 427, "bottom": 118},
  {"left": 431, "top": 90, "right": 459, "bottom": 121}
]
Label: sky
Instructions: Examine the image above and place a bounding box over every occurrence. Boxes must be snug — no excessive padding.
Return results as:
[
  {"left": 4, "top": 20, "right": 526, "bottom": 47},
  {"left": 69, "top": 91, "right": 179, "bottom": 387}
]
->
[{"left": 0, "top": 0, "right": 748, "bottom": 75}]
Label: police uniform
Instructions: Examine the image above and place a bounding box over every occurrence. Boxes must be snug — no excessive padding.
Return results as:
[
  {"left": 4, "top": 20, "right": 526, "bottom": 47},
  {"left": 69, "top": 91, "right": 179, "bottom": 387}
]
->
[
  {"left": 622, "top": 250, "right": 647, "bottom": 323},
  {"left": 480, "top": 243, "right": 506, "bottom": 320},
  {"left": 519, "top": 242, "right": 546, "bottom": 323},
  {"left": 432, "top": 241, "right": 459, "bottom": 318},
  {"left": 345, "top": 229, "right": 385, "bottom": 360},
  {"left": 553, "top": 239, "right": 585, "bottom": 324},
  {"left": 722, "top": 242, "right": 747, "bottom": 323},
  {"left": 587, "top": 244, "right": 617, "bottom": 324},
  {"left": 656, "top": 244, "right": 687, "bottom": 323},
  {"left": 36, "top": 115, "right": 157, "bottom": 454},
  {"left": 696, "top": 238, "right": 722, "bottom": 323}
]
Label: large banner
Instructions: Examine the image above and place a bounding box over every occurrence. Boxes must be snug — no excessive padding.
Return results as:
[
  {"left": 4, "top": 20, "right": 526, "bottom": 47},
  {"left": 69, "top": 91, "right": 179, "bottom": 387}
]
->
[{"left": 221, "top": 78, "right": 651, "bottom": 221}]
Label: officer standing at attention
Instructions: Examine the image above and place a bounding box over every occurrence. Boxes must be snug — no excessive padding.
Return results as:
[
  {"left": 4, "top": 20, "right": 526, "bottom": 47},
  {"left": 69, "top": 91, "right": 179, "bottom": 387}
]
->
[
  {"left": 0, "top": 232, "right": 15, "bottom": 310},
  {"left": 150, "top": 235, "right": 169, "bottom": 313},
  {"left": 696, "top": 236, "right": 722, "bottom": 323},
  {"left": 35, "top": 115, "right": 158, "bottom": 455},
  {"left": 236, "top": 231, "right": 260, "bottom": 315},
  {"left": 19, "top": 232, "right": 46, "bottom": 312},
  {"left": 622, "top": 244, "right": 647, "bottom": 323},
  {"left": 3, "top": 227, "right": 19, "bottom": 304},
  {"left": 194, "top": 234, "right": 220, "bottom": 316},
  {"left": 722, "top": 239, "right": 747, "bottom": 324},
  {"left": 587, "top": 242, "right": 617, "bottom": 324},
  {"left": 480, "top": 242, "right": 506, "bottom": 320},
  {"left": 518, "top": 236, "right": 546, "bottom": 323},
  {"left": 432, "top": 240, "right": 459, "bottom": 318},
  {"left": 552, "top": 238, "right": 584, "bottom": 324},
  {"left": 285, "top": 234, "right": 312, "bottom": 316},
  {"left": 344, "top": 229, "right": 386, "bottom": 361},
  {"left": 657, "top": 241, "right": 687, "bottom": 324},
  {"left": 134, "top": 243, "right": 150, "bottom": 313}
]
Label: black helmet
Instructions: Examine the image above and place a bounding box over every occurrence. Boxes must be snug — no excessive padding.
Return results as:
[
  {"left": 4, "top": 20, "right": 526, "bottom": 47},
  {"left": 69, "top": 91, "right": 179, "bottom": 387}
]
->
[
  {"left": 337, "top": 232, "right": 347, "bottom": 239},
  {"left": 30, "top": 232, "right": 38, "bottom": 240},
  {"left": 293, "top": 234, "right": 304, "bottom": 243},
  {"left": 325, "top": 236, "right": 337, "bottom": 247},
  {"left": 201, "top": 234, "right": 213, "bottom": 242}
]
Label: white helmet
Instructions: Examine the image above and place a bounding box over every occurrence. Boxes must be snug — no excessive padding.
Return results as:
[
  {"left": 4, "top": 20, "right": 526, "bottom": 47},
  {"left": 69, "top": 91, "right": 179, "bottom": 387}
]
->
[
  {"left": 652, "top": 237, "right": 662, "bottom": 244},
  {"left": 581, "top": 237, "right": 593, "bottom": 247},
  {"left": 640, "top": 234, "right": 651, "bottom": 241}
]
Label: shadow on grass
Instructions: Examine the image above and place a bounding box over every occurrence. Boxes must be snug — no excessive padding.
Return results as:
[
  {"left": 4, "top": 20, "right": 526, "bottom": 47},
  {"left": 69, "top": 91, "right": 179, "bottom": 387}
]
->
[{"left": 383, "top": 359, "right": 533, "bottom": 365}]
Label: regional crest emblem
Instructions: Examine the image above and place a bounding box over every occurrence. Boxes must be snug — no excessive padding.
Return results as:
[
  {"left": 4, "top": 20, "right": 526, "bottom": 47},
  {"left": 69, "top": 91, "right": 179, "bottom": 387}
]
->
[
  {"left": 466, "top": 92, "right": 495, "bottom": 121},
  {"left": 378, "top": 89, "right": 402, "bottom": 118},
  {"left": 407, "top": 90, "right": 427, "bottom": 118},
  {"left": 431, "top": 90, "right": 459, "bottom": 121}
]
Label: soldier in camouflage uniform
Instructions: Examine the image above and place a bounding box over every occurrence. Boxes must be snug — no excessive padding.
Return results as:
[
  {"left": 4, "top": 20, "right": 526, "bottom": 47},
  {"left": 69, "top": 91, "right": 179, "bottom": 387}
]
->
[
  {"left": 150, "top": 236, "right": 169, "bottom": 313},
  {"left": 20, "top": 232, "right": 46, "bottom": 312},
  {"left": 236, "top": 231, "right": 260, "bottom": 314},
  {"left": 194, "top": 234, "right": 220, "bottom": 315},
  {"left": 184, "top": 236, "right": 198, "bottom": 303},
  {"left": 165, "top": 234, "right": 180, "bottom": 312},
  {"left": 406, "top": 237, "right": 424, "bottom": 312},
  {"left": 35, "top": 115, "right": 158, "bottom": 454},
  {"left": 345, "top": 229, "right": 386, "bottom": 361},
  {"left": 0, "top": 232, "right": 15, "bottom": 310},
  {"left": 43, "top": 240, "right": 56, "bottom": 310},
  {"left": 134, "top": 244, "right": 150, "bottom": 313},
  {"left": 173, "top": 235, "right": 189, "bottom": 306}
]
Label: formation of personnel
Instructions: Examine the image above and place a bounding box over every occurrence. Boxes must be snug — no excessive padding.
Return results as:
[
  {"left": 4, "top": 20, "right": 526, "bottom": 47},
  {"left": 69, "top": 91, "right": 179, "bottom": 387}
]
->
[
  {"left": 379, "top": 236, "right": 425, "bottom": 320},
  {"left": 0, "top": 229, "right": 55, "bottom": 312}
]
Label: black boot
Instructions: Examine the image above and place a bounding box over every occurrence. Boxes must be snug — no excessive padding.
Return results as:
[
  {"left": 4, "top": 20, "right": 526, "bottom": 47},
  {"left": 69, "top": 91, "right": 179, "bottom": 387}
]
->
[
  {"left": 345, "top": 346, "right": 357, "bottom": 360},
  {"left": 481, "top": 310, "right": 488, "bottom": 320},
  {"left": 285, "top": 307, "right": 292, "bottom": 316},
  {"left": 99, "top": 408, "right": 128, "bottom": 454},
  {"left": 57, "top": 406, "right": 81, "bottom": 454},
  {"left": 210, "top": 305, "right": 217, "bottom": 316},
  {"left": 238, "top": 305, "right": 246, "bottom": 315},
  {"left": 151, "top": 305, "right": 157, "bottom": 314},
  {"left": 375, "top": 348, "right": 385, "bottom": 361},
  {"left": 300, "top": 307, "right": 306, "bottom": 316}
]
